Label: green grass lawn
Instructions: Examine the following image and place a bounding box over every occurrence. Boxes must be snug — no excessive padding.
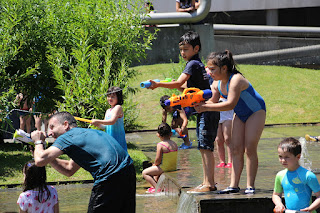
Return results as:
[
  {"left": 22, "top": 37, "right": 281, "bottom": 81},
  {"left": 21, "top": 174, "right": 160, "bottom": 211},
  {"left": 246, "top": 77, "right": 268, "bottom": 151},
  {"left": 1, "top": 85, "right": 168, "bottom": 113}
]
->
[
  {"left": 0, "top": 143, "right": 148, "bottom": 186},
  {"left": 1, "top": 63, "right": 320, "bottom": 185},
  {"left": 130, "top": 63, "right": 320, "bottom": 130}
]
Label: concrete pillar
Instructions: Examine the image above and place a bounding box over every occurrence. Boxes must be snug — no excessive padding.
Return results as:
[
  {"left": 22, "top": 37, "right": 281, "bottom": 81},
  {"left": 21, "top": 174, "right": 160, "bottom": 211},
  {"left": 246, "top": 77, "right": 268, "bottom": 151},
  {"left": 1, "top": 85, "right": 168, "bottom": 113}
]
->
[{"left": 266, "top": 9, "right": 278, "bottom": 26}]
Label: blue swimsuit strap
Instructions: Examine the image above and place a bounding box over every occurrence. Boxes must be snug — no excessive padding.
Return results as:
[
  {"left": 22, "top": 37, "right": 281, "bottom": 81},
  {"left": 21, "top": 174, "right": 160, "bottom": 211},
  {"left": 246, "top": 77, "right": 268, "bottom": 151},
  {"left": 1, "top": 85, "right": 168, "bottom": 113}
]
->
[{"left": 218, "top": 74, "right": 234, "bottom": 98}]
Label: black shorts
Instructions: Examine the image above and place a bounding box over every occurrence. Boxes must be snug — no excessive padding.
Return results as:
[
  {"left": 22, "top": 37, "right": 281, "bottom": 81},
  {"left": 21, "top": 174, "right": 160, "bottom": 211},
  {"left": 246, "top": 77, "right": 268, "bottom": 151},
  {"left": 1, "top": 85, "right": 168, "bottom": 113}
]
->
[{"left": 87, "top": 164, "right": 136, "bottom": 213}]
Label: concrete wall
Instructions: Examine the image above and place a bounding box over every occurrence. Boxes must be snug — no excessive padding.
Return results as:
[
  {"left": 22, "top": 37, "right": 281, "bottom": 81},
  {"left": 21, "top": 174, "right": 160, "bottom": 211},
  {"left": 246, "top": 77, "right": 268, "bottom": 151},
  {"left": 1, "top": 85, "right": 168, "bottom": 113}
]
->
[
  {"left": 135, "top": 24, "right": 320, "bottom": 66},
  {"left": 152, "top": 0, "right": 320, "bottom": 13},
  {"left": 136, "top": 24, "right": 214, "bottom": 65}
]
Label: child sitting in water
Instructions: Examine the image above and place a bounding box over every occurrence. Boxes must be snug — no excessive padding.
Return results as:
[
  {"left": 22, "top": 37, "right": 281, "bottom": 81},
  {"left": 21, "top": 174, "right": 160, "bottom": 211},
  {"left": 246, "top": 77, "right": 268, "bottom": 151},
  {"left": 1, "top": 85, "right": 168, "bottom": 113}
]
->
[
  {"left": 142, "top": 122, "right": 178, "bottom": 193},
  {"left": 272, "top": 137, "right": 320, "bottom": 213}
]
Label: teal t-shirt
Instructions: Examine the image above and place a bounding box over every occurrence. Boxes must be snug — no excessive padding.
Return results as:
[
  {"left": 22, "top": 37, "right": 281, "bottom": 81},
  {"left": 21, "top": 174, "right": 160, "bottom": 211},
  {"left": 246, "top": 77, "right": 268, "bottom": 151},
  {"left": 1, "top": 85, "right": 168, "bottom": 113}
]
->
[
  {"left": 52, "top": 128, "right": 132, "bottom": 185},
  {"left": 274, "top": 166, "right": 320, "bottom": 212}
]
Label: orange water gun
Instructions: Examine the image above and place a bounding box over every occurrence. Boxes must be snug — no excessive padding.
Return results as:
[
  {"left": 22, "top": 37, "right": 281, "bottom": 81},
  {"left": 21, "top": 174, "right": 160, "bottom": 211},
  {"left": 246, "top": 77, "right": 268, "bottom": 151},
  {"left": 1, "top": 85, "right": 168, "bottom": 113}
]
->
[{"left": 164, "top": 88, "right": 212, "bottom": 108}]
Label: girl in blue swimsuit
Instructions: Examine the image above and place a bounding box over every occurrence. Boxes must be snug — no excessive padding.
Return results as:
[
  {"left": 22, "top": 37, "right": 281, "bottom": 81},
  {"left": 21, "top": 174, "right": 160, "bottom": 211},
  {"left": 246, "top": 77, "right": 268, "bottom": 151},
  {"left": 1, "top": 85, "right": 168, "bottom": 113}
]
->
[{"left": 195, "top": 50, "right": 266, "bottom": 194}]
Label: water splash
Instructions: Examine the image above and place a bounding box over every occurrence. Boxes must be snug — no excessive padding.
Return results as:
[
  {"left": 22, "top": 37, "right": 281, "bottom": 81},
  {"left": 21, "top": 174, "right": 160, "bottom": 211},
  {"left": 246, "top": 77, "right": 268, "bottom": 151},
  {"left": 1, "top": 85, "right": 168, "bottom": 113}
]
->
[
  {"left": 299, "top": 137, "right": 312, "bottom": 170},
  {"left": 176, "top": 191, "right": 198, "bottom": 213}
]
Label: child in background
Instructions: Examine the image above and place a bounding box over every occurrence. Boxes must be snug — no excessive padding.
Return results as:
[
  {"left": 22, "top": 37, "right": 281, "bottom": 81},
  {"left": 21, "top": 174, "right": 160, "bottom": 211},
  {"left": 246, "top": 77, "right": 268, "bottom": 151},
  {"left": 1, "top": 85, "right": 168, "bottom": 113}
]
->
[
  {"left": 305, "top": 134, "right": 320, "bottom": 142},
  {"left": 215, "top": 97, "right": 234, "bottom": 168},
  {"left": 142, "top": 123, "right": 178, "bottom": 193},
  {"left": 148, "top": 31, "right": 220, "bottom": 193},
  {"left": 273, "top": 137, "right": 320, "bottom": 213},
  {"left": 196, "top": 50, "right": 266, "bottom": 194},
  {"left": 160, "top": 95, "right": 192, "bottom": 149},
  {"left": 176, "top": 0, "right": 195, "bottom": 12},
  {"left": 91, "top": 87, "right": 127, "bottom": 152},
  {"left": 14, "top": 93, "right": 32, "bottom": 135},
  {"left": 17, "top": 160, "right": 59, "bottom": 213}
]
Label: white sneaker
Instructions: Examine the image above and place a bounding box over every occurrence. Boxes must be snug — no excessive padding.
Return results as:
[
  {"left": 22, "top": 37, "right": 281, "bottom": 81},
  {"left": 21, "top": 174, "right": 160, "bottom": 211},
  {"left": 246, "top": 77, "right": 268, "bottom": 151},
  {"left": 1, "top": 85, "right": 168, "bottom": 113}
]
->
[{"left": 13, "top": 129, "right": 33, "bottom": 145}]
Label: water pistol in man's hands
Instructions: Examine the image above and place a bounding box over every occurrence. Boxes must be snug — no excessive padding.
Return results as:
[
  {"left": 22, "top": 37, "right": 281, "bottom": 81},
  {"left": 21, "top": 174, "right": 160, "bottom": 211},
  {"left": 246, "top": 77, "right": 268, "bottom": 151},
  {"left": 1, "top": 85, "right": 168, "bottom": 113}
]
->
[
  {"left": 140, "top": 78, "right": 173, "bottom": 88},
  {"left": 164, "top": 88, "right": 212, "bottom": 108}
]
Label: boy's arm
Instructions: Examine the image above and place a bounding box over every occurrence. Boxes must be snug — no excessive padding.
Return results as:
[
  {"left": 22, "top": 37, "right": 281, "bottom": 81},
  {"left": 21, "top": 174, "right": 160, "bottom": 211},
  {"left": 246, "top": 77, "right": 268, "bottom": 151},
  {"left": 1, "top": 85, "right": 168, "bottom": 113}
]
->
[
  {"left": 148, "top": 73, "right": 190, "bottom": 90},
  {"left": 272, "top": 192, "right": 285, "bottom": 213},
  {"left": 178, "top": 109, "right": 188, "bottom": 132},
  {"left": 300, "top": 191, "right": 320, "bottom": 212}
]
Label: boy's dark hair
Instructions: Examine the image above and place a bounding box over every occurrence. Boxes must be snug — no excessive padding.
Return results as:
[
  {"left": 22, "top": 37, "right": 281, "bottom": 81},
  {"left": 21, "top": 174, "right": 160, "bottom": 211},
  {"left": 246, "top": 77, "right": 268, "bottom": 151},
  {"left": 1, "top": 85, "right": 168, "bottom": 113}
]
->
[
  {"left": 160, "top": 95, "right": 170, "bottom": 109},
  {"left": 179, "top": 31, "right": 201, "bottom": 52},
  {"left": 107, "top": 86, "right": 124, "bottom": 105},
  {"left": 157, "top": 122, "right": 171, "bottom": 138},
  {"left": 49, "top": 111, "right": 78, "bottom": 128},
  {"left": 278, "top": 137, "right": 301, "bottom": 156},
  {"left": 23, "top": 160, "right": 51, "bottom": 203}
]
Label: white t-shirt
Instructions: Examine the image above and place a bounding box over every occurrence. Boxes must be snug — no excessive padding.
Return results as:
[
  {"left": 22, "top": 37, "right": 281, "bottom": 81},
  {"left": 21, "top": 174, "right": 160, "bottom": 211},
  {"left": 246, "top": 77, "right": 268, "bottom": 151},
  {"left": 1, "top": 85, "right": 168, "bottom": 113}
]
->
[{"left": 17, "top": 185, "right": 58, "bottom": 213}]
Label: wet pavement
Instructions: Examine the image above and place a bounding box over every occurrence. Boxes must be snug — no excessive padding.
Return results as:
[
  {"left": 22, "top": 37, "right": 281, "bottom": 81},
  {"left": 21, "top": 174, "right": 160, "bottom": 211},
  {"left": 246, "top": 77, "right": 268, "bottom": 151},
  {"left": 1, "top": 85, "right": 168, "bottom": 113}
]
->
[{"left": 1, "top": 125, "right": 320, "bottom": 212}]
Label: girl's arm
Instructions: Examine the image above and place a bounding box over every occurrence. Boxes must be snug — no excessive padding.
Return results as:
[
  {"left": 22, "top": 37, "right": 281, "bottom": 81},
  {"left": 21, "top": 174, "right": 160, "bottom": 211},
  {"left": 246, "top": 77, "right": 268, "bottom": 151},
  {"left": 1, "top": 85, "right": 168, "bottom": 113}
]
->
[
  {"left": 148, "top": 73, "right": 190, "bottom": 90},
  {"left": 195, "top": 74, "right": 246, "bottom": 113},
  {"left": 91, "top": 105, "right": 123, "bottom": 126},
  {"left": 153, "top": 143, "right": 163, "bottom": 166},
  {"left": 272, "top": 192, "right": 285, "bottom": 213},
  {"left": 19, "top": 209, "right": 27, "bottom": 213}
]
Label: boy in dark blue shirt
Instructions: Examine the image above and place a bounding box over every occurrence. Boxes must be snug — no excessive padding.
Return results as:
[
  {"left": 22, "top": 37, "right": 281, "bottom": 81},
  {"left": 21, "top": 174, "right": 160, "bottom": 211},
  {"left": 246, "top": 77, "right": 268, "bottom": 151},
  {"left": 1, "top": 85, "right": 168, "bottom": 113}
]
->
[{"left": 148, "top": 31, "right": 219, "bottom": 193}]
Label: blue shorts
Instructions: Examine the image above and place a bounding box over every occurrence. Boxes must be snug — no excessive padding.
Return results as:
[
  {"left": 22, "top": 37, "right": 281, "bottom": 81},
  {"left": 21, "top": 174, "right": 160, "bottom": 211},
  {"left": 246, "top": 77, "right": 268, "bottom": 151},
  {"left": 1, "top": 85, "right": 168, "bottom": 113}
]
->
[{"left": 196, "top": 111, "right": 219, "bottom": 151}]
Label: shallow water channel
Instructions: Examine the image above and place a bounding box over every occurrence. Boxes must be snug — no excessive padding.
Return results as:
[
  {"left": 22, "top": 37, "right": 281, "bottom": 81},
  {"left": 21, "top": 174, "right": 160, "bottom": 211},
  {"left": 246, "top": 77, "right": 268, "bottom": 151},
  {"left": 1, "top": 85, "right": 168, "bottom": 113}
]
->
[{"left": 1, "top": 125, "right": 320, "bottom": 212}]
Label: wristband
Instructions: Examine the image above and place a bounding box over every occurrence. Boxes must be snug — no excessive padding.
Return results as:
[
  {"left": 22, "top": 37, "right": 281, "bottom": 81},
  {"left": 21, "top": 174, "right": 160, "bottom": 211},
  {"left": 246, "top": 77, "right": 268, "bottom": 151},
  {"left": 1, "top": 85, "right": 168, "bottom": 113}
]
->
[
  {"left": 34, "top": 140, "right": 44, "bottom": 145},
  {"left": 34, "top": 140, "right": 46, "bottom": 148}
]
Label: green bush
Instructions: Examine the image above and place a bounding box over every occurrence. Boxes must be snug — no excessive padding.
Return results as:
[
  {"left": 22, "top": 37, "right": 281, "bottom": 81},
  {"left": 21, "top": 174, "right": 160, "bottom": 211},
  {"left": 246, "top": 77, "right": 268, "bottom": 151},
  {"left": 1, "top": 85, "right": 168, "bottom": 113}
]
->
[{"left": 0, "top": 0, "right": 157, "bottom": 130}]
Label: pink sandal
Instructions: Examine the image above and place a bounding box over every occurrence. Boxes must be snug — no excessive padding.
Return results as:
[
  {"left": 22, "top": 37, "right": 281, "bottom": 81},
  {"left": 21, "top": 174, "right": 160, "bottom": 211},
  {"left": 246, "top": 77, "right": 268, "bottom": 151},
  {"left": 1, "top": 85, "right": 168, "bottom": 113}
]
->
[
  {"left": 225, "top": 163, "right": 232, "bottom": 168},
  {"left": 216, "top": 163, "right": 226, "bottom": 168}
]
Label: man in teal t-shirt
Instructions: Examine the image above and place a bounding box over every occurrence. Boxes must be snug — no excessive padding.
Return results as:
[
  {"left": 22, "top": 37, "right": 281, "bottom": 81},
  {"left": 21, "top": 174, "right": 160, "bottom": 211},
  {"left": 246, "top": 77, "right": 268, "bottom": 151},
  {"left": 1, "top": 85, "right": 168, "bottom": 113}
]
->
[
  {"left": 31, "top": 111, "right": 135, "bottom": 213},
  {"left": 273, "top": 137, "right": 320, "bottom": 213}
]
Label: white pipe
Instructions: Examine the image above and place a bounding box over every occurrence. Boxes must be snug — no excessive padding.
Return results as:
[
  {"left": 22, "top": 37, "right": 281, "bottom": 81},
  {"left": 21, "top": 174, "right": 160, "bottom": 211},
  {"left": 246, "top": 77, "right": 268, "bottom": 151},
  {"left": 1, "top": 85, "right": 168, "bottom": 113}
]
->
[
  {"left": 213, "top": 24, "right": 320, "bottom": 37},
  {"left": 142, "top": 0, "right": 211, "bottom": 25}
]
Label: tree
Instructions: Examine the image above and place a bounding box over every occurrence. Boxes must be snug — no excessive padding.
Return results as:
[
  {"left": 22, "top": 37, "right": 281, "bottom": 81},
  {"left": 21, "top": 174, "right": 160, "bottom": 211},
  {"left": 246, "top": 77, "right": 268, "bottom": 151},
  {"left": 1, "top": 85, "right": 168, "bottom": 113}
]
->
[{"left": 0, "top": 0, "right": 157, "bottom": 130}]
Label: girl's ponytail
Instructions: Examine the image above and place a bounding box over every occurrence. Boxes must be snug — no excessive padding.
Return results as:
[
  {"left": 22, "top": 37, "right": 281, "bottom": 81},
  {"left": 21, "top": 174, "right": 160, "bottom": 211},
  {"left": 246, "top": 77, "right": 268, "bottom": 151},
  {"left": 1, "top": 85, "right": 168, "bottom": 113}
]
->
[{"left": 225, "top": 50, "right": 242, "bottom": 75}]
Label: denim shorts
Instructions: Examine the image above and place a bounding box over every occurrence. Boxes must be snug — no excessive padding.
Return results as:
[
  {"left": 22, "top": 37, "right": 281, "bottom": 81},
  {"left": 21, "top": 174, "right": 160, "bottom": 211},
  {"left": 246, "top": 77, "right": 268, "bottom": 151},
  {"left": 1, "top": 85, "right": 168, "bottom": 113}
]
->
[{"left": 196, "top": 111, "right": 220, "bottom": 151}]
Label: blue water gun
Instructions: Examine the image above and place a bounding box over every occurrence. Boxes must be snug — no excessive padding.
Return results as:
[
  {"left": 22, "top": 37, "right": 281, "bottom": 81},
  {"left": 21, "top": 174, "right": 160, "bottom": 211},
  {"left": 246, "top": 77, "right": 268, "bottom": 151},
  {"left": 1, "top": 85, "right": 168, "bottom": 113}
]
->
[{"left": 140, "top": 78, "right": 173, "bottom": 88}]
